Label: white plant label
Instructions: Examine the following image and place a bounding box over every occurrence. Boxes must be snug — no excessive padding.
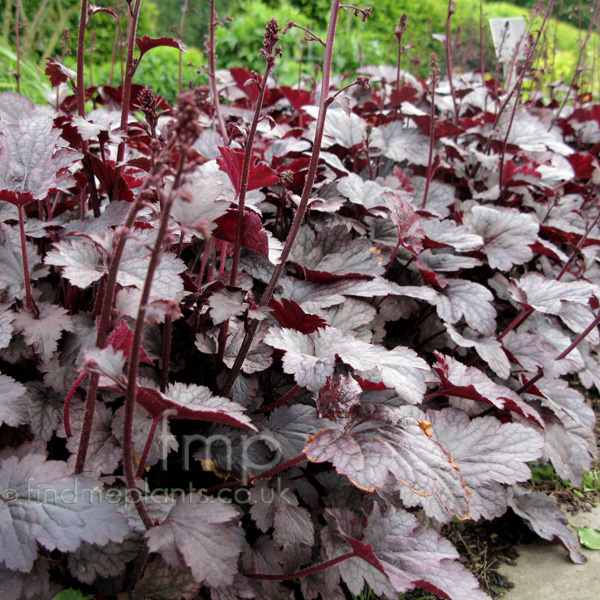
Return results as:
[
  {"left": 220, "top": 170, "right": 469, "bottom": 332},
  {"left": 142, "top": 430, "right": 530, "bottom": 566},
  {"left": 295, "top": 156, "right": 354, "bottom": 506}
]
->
[{"left": 489, "top": 17, "right": 528, "bottom": 63}]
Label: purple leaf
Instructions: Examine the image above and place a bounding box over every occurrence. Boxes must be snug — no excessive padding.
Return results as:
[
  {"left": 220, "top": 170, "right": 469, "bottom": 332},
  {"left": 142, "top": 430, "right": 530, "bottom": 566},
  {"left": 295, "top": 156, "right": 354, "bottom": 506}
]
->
[
  {"left": 145, "top": 493, "right": 242, "bottom": 586},
  {"left": 0, "top": 453, "right": 127, "bottom": 572},
  {"left": 267, "top": 405, "right": 328, "bottom": 461},
  {"left": 305, "top": 404, "right": 469, "bottom": 516},
  {"left": 159, "top": 382, "right": 257, "bottom": 431},
  {"left": 303, "top": 106, "right": 367, "bottom": 148},
  {"left": 217, "top": 147, "right": 278, "bottom": 195},
  {"left": 508, "top": 273, "right": 598, "bottom": 314},
  {"left": 264, "top": 326, "right": 431, "bottom": 402},
  {"left": 337, "top": 173, "right": 389, "bottom": 211},
  {"left": 0, "top": 114, "right": 80, "bottom": 206},
  {"left": 422, "top": 219, "right": 483, "bottom": 252},
  {"left": 0, "top": 558, "right": 50, "bottom": 600},
  {"left": 0, "top": 372, "right": 28, "bottom": 428},
  {"left": 0, "top": 92, "right": 34, "bottom": 127},
  {"left": 508, "top": 485, "right": 586, "bottom": 564},
  {"left": 523, "top": 377, "right": 596, "bottom": 430},
  {"left": 433, "top": 353, "right": 543, "bottom": 425},
  {"left": 396, "top": 280, "right": 497, "bottom": 336},
  {"left": 316, "top": 374, "right": 362, "bottom": 424},
  {"left": 44, "top": 57, "right": 76, "bottom": 87},
  {"left": 88, "top": 5, "right": 118, "bottom": 20},
  {"left": 13, "top": 303, "right": 74, "bottom": 362},
  {"left": 249, "top": 481, "right": 314, "bottom": 560},
  {"left": 413, "top": 408, "right": 544, "bottom": 521},
  {"left": 68, "top": 536, "right": 141, "bottom": 584},
  {"left": 383, "top": 190, "right": 425, "bottom": 254},
  {"left": 211, "top": 575, "right": 256, "bottom": 600},
  {"left": 45, "top": 239, "right": 105, "bottom": 289},
  {"left": 502, "top": 330, "right": 557, "bottom": 373},
  {"left": 378, "top": 122, "right": 431, "bottom": 166},
  {"left": 134, "top": 556, "right": 200, "bottom": 600},
  {"left": 268, "top": 298, "right": 328, "bottom": 334},
  {"left": 214, "top": 210, "right": 271, "bottom": 260},
  {"left": 325, "top": 505, "right": 490, "bottom": 599},
  {"left": 196, "top": 320, "right": 273, "bottom": 374},
  {"left": 207, "top": 287, "right": 247, "bottom": 324},
  {"left": 136, "top": 36, "right": 188, "bottom": 57},
  {"left": 105, "top": 318, "right": 153, "bottom": 365},
  {"left": 289, "top": 225, "right": 385, "bottom": 281},
  {"left": 463, "top": 206, "right": 539, "bottom": 271},
  {"left": 446, "top": 325, "right": 510, "bottom": 379}
]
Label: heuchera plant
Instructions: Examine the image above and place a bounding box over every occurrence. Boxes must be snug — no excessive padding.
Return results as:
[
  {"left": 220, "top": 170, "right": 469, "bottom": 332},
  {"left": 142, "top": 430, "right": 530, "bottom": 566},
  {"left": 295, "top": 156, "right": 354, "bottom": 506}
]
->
[{"left": 0, "top": 1, "right": 599, "bottom": 598}]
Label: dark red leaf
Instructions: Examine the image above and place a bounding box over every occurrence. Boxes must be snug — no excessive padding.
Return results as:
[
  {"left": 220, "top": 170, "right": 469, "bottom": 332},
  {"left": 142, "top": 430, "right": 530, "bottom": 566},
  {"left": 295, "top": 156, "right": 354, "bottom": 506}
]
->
[
  {"left": 0, "top": 190, "right": 34, "bottom": 208},
  {"left": 44, "top": 58, "right": 76, "bottom": 88},
  {"left": 568, "top": 152, "right": 598, "bottom": 179},
  {"left": 280, "top": 86, "right": 314, "bottom": 113},
  {"left": 540, "top": 225, "right": 600, "bottom": 248},
  {"left": 229, "top": 67, "right": 259, "bottom": 103},
  {"left": 213, "top": 209, "right": 270, "bottom": 259},
  {"left": 268, "top": 298, "right": 327, "bottom": 334},
  {"left": 105, "top": 320, "right": 152, "bottom": 365},
  {"left": 390, "top": 86, "right": 419, "bottom": 105},
  {"left": 135, "top": 36, "right": 187, "bottom": 57},
  {"left": 413, "top": 116, "right": 464, "bottom": 139},
  {"left": 217, "top": 147, "right": 279, "bottom": 195}
]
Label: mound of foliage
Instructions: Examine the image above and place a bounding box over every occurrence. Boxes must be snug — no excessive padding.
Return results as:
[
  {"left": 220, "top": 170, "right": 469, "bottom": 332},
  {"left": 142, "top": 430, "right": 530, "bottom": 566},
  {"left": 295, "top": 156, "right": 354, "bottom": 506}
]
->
[{"left": 0, "top": 2, "right": 599, "bottom": 599}]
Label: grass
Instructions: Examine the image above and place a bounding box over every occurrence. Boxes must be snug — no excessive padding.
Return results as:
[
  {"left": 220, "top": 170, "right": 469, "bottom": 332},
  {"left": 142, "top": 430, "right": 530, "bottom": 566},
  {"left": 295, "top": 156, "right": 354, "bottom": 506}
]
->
[
  {"left": 0, "top": 37, "right": 51, "bottom": 104},
  {"left": 529, "top": 461, "right": 600, "bottom": 507}
]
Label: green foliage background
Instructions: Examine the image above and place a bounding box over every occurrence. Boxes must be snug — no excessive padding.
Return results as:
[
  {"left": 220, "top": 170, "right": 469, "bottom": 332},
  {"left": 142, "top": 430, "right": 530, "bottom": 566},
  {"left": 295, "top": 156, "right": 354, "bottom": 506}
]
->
[{"left": 0, "top": 0, "right": 597, "bottom": 103}]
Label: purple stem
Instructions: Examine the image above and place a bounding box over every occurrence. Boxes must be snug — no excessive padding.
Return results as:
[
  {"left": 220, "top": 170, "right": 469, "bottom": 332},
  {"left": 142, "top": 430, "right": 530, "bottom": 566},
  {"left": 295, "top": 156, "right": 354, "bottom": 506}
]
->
[
  {"left": 122, "top": 159, "right": 187, "bottom": 529},
  {"left": 207, "top": 0, "right": 229, "bottom": 145},
  {"left": 17, "top": 204, "right": 37, "bottom": 315},
  {"left": 221, "top": 0, "right": 342, "bottom": 396},
  {"left": 178, "top": 0, "right": 189, "bottom": 97},
  {"left": 257, "top": 384, "right": 301, "bottom": 414},
  {"left": 136, "top": 413, "right": 163, "bottom": 479},
  {"left": 206, "top": 452, "right": 307, "bottom": 495},
  {"left": 444, "top": 1, "right": 458, "bottom": 118},
  {"left": 74, "top": 196, "right": 143, "bottom": 473},
  {"left": 422, "top": 74, "right": 437, "bottom": 209},
  {"left": 64, "top": 370, "right": 89, "bottom": 438},
  {"left": 245, "top": 551, "right": 355, "bottom": 580},
  {"left": 113, "top": 0, "right": 143, "bottom": 201},
  {"left": 518, "top": 310, "right": 600, "bottom": 395}
]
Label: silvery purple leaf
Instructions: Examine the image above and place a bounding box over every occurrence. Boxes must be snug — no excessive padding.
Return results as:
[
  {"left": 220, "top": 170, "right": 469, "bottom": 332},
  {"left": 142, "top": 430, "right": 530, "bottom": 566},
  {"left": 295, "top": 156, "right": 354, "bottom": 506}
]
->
[
  {"left": 508, "top": 485, "right": 586, "bottom": 564},
  {"left": 433, "top": 353, "right": 542, "bottom": 425},
  {"left": 325, "top": 505, "right": 490, "bottom": 599},
  {"left": 508, "top": 273, "right": 598, "bottom": 314},
  {"left": 305, "top": 404, "right": 468, "bottom": 516},
  {"left": 406, "top": 408, "right": 544, "bottom": 521},
  {"left": 377, "top": 122, "right": 431, "bottom": 166},
  {"left": 264, "top": 326, "right": 431, "bottom": 402},
  {"left": 145, "top": 493, "right": 242, "bottom": 586},
  {"left": 0, "top": 372, "right": 28, "bottom": 428},
  {"left": 0, "top": 454, "right": 127, "bottom": 572},
  {"left": 288, "top": 225, "right": 385, "bottom": 280},
  {"left": 0, "top": 114, "right": 80, "bottom": 203},
  {"left": 133, "top": 556, "right": 199, "bottom": 600},
  {"left": 13, "top": 303, "right": 74, "bottom": 362},
  {"left": 446, "top": 325, "right": 510, "bottom": 379},
  {"left": 463, "top": 206, "right": 538, "bottom": 271}
]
